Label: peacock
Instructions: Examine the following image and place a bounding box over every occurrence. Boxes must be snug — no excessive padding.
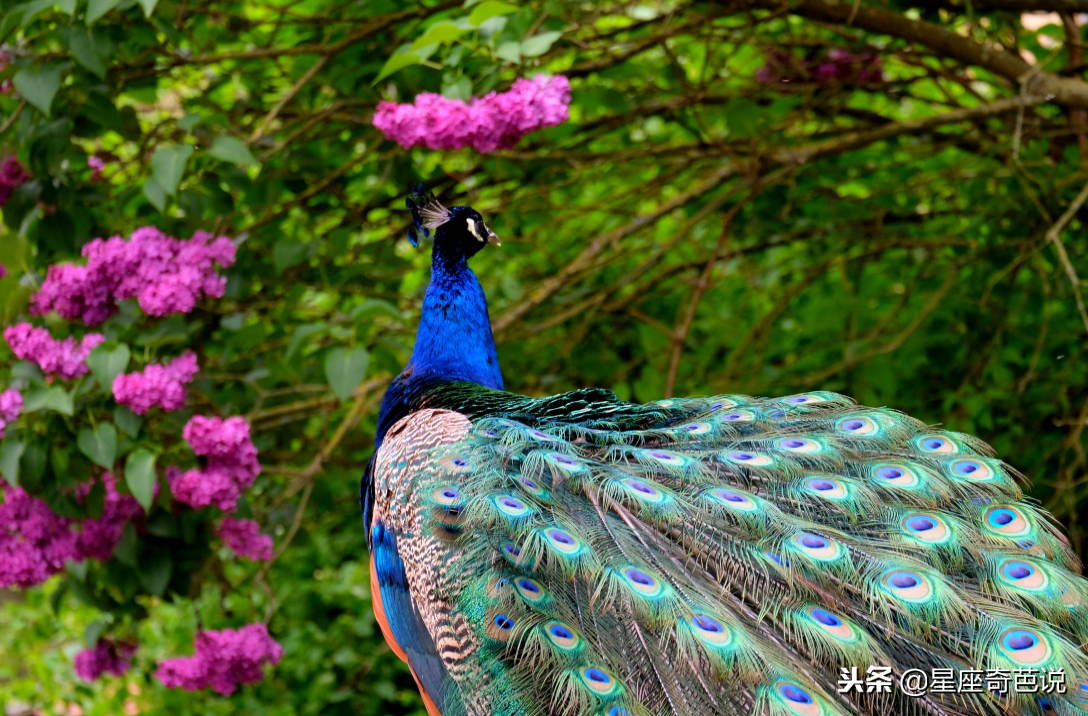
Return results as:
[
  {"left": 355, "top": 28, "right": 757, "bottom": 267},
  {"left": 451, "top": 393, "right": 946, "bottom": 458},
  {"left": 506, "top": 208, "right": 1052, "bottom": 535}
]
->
[{"left": 361, "top": 187, "right": 1088, "bottom": 716}]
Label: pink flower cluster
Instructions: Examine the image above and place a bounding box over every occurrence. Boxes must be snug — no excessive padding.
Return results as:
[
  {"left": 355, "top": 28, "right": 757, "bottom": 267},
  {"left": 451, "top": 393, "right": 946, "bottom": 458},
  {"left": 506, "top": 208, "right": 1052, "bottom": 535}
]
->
[
  {"left": 30, "top": 226, "right": 236, "bottom": 326},
  {"left": 0, "top": 156, "right": 30, "bottom": 207},
  {"left": 0, "top": 482, "right": 79, "bottom": 589},
  {"left": 113, "top": 352, "right": 199, "bottom": 414},
  {"left": 76, "top": 473, "right": 144, "bottom": 562},
  {"left": 373, "top": 74, "right": 571, "bottom": 153},
  {"left": 0, "top": 388, "right": 20, "bottom": 439},
  {"left": 0, "top": 264, "right": 7, "bottom": 279},
  {"left": 74, "top": 638, "right": 137, "bottom": 682},
  {"left": 155, "top": 623, "right": 283, "bottom": 696},
  {"left": 0, "top": 474, "right": 145, "bottom": 589},
  {"left": 756, "top": 48, "right": 884, "bottom": 88},
  {"left": 216, "top": 517, "right": 273, "bottom": 561},
  {"left": 88, "top": 155, "right": 105, "bottom": 181},
  {"left": 4, "top": 322, "right": 105, "bottom": 380},
  {"left": 169, "top": 416, "right": 260, "bottom": 513}
]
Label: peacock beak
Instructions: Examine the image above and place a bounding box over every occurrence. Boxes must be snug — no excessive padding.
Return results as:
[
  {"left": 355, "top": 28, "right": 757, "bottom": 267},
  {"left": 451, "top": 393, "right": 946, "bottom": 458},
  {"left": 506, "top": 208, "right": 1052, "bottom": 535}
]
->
[{"left": 486, "top": 227, "right": 501, "bottom": 246}]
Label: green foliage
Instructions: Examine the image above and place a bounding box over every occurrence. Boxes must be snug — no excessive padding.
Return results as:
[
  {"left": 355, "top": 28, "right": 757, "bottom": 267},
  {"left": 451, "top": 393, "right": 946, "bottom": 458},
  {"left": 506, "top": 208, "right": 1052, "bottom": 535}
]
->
[{"left": 3, "top": 0, "right": 1088, "bottom": 713}]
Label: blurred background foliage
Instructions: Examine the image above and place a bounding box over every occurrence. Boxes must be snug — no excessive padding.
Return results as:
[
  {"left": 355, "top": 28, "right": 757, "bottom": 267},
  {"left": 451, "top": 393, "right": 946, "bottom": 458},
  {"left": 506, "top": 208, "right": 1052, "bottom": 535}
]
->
[{"left": 4, "top": 0, "right": 1088, "bottom": 712}]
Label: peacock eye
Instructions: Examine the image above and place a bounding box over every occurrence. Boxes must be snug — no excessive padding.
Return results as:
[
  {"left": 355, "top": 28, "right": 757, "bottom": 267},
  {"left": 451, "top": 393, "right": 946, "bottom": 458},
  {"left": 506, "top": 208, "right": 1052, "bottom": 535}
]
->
[{"left": 466, "top": 218, "right": 484, "bottom": 241}]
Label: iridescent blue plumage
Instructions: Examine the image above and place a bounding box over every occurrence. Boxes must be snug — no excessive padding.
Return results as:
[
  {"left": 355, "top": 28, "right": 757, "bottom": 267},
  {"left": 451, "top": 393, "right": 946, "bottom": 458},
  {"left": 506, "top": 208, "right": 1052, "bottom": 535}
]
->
[{"left": 363, "top": 192, "right": 1088, "bottom": 716}]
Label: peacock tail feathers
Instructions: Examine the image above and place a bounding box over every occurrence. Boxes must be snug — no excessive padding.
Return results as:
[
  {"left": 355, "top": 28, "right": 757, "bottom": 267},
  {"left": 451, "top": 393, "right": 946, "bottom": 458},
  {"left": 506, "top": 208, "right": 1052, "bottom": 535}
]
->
[{"left": 372, "top": 389, "right": 1088, "bottom": 716}]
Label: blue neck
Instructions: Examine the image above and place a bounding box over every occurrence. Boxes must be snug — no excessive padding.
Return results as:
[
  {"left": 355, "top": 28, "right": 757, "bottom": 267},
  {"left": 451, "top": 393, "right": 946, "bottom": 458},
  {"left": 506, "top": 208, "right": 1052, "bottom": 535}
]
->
[
  {"left": 409, "top": 252, "right": 504, "bottom": 391},
  {"left": 372, "top": 250, "right": 503, "bottom": 450}
]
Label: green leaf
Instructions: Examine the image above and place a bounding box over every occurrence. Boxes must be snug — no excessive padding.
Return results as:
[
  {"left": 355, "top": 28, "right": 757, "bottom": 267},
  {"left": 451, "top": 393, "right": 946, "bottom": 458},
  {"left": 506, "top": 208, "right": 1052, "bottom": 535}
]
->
[
  {"left": 114, "top": 405, "right": 142, "bottom": 437},
  {"left": 138, "top": 551, "right": 172, "bottom": 596},
  {"left": 412, "top": 21, "right": 464, "bottom": 50},
  {"left": 78, "top": 423, "right": 117, "bottom": 469},
  {"left": 20, "top": 443, "right": 47, "bottom": 490},
  {"left": 64, "top": 25, "right": 112, "bottom": 79},
  {"left": 49, "top": 580, "right": 68, "bottom": 615},
  {"left": 85, "top": 478, "right": 106, "bottom": 520},
  {"left": 520, "top": 31, "right": 562, "bottom": 57},
  {"left": 17, "top": 0, "right": 57, "bottom": 26},
  {"left": 468, "top": 0, "right": 519, "bottom": 26},
  {"left": 273, "top": 238, "right": 307, "bottom": 274},
  {"left": 84, "top": 619, "right": 107, "bottom": 648},
  {"left": 137, "top": 0, "right": 159, "bottom": 17},
  {"left": 143, "top": 176, "right": 166, "bottom": 210},
  {"left": 124, "top": 449, "right": 156, "bottom": 511},
  {"left": 178, "top": 112, "right": 203, "bottom": 131},
  {"left": 113, "top": 523, "right": 138, "bottom": 567},
  {"left": 374, "top": 52, "right": 422, "bottom": 84},
  {"left": 86, "top": 342, "right": 130, "bottom": 391},
  {"left": 13, "top": 63, "right": 64, "bottom": 117},
  {"left": 86, "top": 0, "right": 122, "bottom": 24},
  {"left": 0, "top": 440, "right": 24, "bottom": 486},
  {"left": 150, "top": 144, "right": 194, "bottom": 196},
  {"left": 22, "top": 386, "right": 73, "bottom": 415},
  {"left": 324, "top": 347, "right": 369, "bottom": 402},
  {"left": 496, "top": 41, "right": 521, "bottom": 63},
  {"left": 286, "top": 322, "right": 327, "bottom": 361},
  {"left": 208, "top": 136, "right": 257, "bottom": 166},
  {"left": 442, "top": 75, "right": 473, "bottom": 102},
  {"left": 67, "top": 560, "right": 87, "bottom": 583}
]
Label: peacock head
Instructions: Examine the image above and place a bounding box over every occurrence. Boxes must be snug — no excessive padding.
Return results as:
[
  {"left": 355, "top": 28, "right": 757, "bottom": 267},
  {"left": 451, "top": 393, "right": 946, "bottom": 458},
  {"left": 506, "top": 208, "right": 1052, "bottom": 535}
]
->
[{"left": 405, "top": 185, "right": 499, "bottom": 261}]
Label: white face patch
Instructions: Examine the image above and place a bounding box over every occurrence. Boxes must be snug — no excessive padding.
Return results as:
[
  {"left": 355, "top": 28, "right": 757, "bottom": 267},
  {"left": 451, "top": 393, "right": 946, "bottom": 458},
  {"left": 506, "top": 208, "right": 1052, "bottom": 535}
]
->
[{"left": 466, "top": 218, "right": 485, "bottom": 242}]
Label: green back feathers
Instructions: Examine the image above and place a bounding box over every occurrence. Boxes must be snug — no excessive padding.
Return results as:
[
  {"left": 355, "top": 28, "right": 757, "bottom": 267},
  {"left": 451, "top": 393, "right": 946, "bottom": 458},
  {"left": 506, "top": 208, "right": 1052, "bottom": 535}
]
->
[{"left": 373, "top": 391, "right": 1088, "bottom": 716}]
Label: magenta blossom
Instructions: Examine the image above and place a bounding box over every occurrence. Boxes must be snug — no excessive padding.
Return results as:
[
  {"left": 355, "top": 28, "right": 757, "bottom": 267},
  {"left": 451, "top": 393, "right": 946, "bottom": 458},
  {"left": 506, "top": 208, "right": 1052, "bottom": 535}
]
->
[
  {"left": 30, "top": 227, "right": 236, "bottom": 326},
  {"left": 169, "top": 416, "right": 261, "bottom": 513},
  {"left": 155, "top": 623, "right": 283, "bottom": 696},
  {"left": 74, "top": 638, "right": 137, "bottom": 681},
  {"left": 4, "top": 323, "right": 105, "bottom": 380},
  {"left": 113, "top": 351, "right": 199, "bottom": 414},
  {"left": 0, "top": 156, "right": 30, "bottom": 207},
  {"left": 0, "top": 388, "right": 20, "bottom": 439},
  {"left": 76, "top": 473, "right": 145, "bottom": 562},
  {"left": 373, "top": 74, "right": 571, "bottom": 153},
  {"left": 0, "top": 482, "right": 79, "bottom": 589},
  {"left": 216, "top": 517, "right": 273, "bottom": 561},
  {"left": 88, "top": 155, "right": 105, "bottom": 181}
]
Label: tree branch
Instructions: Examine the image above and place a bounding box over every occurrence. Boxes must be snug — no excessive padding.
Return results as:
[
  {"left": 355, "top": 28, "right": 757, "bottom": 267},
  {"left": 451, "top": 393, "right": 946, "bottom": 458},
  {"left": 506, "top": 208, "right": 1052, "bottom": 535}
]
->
[{"left": 757, "top": 0, "right": 1088, "bottom": 108}]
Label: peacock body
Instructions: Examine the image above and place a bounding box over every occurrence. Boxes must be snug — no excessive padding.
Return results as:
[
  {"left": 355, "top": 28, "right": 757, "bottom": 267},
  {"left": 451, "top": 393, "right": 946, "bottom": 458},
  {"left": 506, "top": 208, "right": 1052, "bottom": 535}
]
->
[{"left": 362, "top": 189, "right": 1088, "bottom": 716}]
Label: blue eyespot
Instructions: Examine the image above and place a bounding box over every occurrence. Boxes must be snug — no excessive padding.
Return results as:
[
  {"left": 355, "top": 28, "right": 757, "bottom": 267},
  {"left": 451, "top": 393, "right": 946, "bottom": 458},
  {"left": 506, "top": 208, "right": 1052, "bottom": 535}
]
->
[
  {"left": 549, "top": 624, "right": 573, "bottom": 640},
  {"left": 811, "top": 608, "right": 841, "bottom": 627},
  {"left": 779, "top": 683, "right": 813, "bottom": 704},
  {"left": 493, "top": 614, "right": 514, "bottom": 630},
  {"left": 585, "top": 668, "right": 610, "bottom": 684},
  {"left": 692, "top": 614, "right": 724, "bottom": 633}
]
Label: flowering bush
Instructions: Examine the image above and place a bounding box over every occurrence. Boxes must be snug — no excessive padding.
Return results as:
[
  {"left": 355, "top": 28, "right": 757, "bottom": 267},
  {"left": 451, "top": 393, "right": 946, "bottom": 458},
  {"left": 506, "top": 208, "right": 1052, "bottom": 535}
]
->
[
  {"left": 0, "top": 220, "right": 281, "bottom": 696},
  {"left": 374, "top": 74, "right": 571, "bottom": 152},
  {"left": 31, "top": 227, "right": 236, "bottom": 325},
  {"left": 170, "top": 416, "right": 261, "bottom": 512},
  {"left": 112, "top": 351, "right": 199, "bottom": 414},
  {"left": 74, "top": 638, "right": 137, "bottom": 682},
  {"left": 4, "top": 323, "right": 104, "bottom": 380},
  {"left": 216, "top": 517, "right": 274, "bottom": 561},
  {"left": 155, "top": 623, "right": 283, "bottom": 696}
]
